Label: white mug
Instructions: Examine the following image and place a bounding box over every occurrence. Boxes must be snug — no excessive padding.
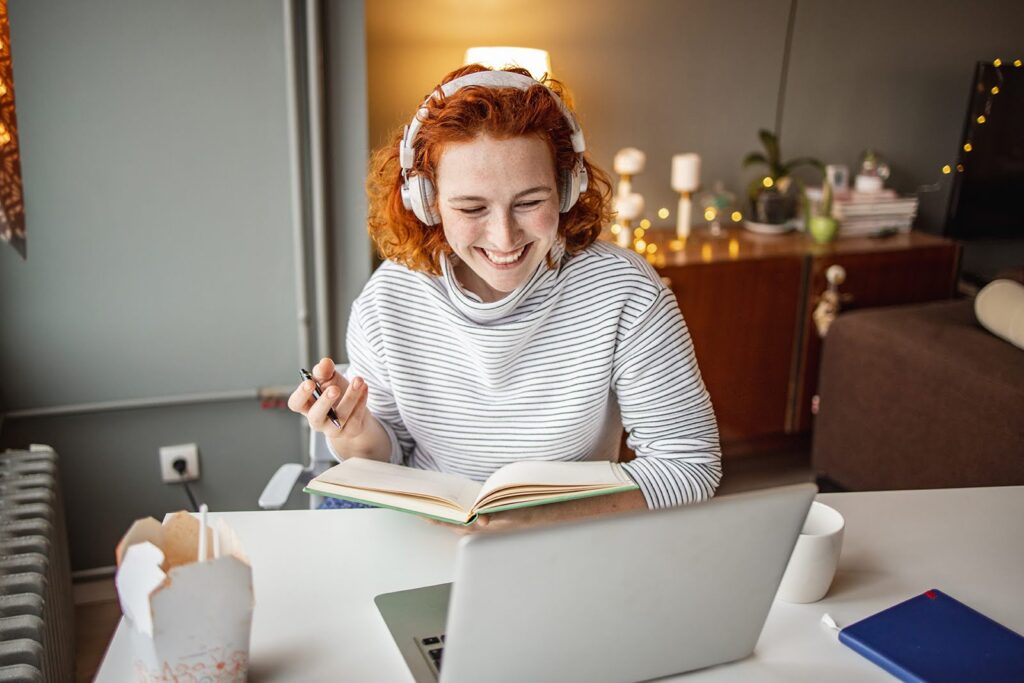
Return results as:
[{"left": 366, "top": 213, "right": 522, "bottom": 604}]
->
[{"left": 777, "top": 501, "right": 845, "bottom": 603}]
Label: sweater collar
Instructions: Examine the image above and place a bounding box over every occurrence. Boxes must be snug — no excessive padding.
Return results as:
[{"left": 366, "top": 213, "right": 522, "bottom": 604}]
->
[{"left": 439, "top": 240, "right": 565, "bottom": 323}]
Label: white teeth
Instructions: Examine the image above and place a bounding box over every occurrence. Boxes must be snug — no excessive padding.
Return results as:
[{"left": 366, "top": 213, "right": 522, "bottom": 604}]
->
[{"left": 483, "top": 246, "right": 526, "bottom": 265}]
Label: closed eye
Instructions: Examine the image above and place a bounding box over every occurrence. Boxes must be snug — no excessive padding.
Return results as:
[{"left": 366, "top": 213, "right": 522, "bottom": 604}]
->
[{"left": 455, "top": 199, "right": 544, "bottom": 215}]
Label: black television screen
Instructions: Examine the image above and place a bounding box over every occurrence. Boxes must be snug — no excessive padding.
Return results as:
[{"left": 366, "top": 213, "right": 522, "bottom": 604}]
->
[{"left": 945, "top": 61, "right": 1024, "bottom": 240}]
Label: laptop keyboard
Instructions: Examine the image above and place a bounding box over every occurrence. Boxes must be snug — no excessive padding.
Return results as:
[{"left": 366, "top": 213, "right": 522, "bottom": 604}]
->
[{"left": 415, "top": 633, "right": 446, "bottom": 676}]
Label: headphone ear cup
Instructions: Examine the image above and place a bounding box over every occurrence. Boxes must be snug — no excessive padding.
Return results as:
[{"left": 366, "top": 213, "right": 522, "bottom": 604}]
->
[
  {"left": 420, "top": 177, "right": 440, "bottom": 226},
  {"left": 405, "top": 175, "right": 440, "bottom": 226},
  {"left": 558, "top": 166, "right": 581, "bottom": 213}
]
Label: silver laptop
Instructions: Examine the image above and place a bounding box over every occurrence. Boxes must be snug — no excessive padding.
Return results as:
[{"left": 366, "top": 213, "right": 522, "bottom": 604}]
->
[{"left": 375, "top": 482, "right": 816, "bottom": 682}]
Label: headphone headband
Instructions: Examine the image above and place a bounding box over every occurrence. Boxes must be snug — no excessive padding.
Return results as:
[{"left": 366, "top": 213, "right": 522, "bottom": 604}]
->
[
  {"left": 399, "top": 71, "right": 586, "bottom": 171},
  {"left": 399, "top": 70, "right": 589, "bottom": 226}
]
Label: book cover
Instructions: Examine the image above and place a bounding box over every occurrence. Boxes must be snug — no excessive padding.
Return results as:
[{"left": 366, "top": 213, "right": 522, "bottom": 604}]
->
[{"left": 839, "top": 589, "right": 1024, "bottom": 682}]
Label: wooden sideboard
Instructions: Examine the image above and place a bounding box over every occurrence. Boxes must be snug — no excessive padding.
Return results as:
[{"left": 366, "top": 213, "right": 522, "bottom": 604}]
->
[{"left": 617, "top": 227, "right": 961, "bottom": 457}]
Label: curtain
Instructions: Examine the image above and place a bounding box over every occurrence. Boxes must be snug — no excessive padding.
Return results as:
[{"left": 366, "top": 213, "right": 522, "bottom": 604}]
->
[{"left": 0, "top": 0, "right": 25, "bottom": 258}]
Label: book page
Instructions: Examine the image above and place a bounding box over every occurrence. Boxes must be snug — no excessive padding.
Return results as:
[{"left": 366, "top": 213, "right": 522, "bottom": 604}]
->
[
  {"left": 306, "top": 479, "right": 474, "bottom": 524},
  {"left": 313, "top": 458, "right": 482, "bottom": 513},
  {"left": 474, "top": 461, "right": 634, "bottom": 510},
  {"left": 475, "top": 485, "right": 640, "bottom": 515}
]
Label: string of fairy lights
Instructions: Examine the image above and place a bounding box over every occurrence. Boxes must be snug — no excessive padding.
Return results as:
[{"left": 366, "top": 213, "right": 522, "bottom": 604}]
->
[
  {"left": 941, "top": 57, "right": 1020, "bottom": 177},
  {"left": 606, "top": 57, "right": 1021, "bottom": 261},
  {"left": 609, "top": 202, "right": 745, "bottom": 260}
]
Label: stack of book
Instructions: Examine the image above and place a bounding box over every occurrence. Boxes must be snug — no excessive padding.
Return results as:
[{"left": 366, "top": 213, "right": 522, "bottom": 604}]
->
[{"left": 831, "top": 189, "right": 918, "bottom": 236}]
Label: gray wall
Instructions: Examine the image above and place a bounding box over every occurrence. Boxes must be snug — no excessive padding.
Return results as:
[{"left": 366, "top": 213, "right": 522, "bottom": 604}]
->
[
  {"left": 367, "top": 0, "right": 1024, "bottom": 235},
  {"left": 326, "top": 0, "right": 373, "bottom": 348},
  {"left": 0, "top": 0, "right": 370, "bottom": 571}
]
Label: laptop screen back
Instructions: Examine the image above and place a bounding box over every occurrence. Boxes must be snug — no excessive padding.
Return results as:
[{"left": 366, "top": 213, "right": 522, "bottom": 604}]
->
[{"left": 440, "top": 483, "right": 817, "bottom": 683}]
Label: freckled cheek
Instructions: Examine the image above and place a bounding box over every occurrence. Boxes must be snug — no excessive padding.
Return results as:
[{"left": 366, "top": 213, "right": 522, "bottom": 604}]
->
[
  {"left": 532, "top": 205, "right": 561, "bottom": 238},
  {"left": 441, "top": 218, "right": 483, "bottom": 252}
]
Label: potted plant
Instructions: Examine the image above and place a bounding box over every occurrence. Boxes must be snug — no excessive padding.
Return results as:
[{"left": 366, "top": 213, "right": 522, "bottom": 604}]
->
[{"left": 742, "top": 129, "right": 823, "bottom": 224}]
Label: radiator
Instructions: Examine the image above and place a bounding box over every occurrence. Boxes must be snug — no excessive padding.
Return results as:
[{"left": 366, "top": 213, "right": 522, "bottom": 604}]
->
[{"left": 0, "top": 446, "right": 75, "bottom": 683}]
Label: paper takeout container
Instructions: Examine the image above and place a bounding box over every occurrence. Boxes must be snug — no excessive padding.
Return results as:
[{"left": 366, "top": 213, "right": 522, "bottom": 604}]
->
[{"left": 114, "top": 511, "right": 254, "bottom": 682}]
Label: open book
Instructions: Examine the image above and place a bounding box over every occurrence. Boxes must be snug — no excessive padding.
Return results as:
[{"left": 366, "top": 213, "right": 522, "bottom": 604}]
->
[{"left": 303, "top": 458, "right": 639, "bottom": 525}]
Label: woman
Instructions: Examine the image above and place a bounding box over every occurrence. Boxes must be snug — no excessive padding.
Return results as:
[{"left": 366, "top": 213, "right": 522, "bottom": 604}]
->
[{"left": 288, "top": 65, "right": 721, "bottom": 531}]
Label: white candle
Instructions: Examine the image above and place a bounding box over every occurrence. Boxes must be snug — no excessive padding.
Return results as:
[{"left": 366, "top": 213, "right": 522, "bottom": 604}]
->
[
  {"left": 614, "top": 192, "right": 644, "bottom": 221},
  {"left": 671, "top": 153, "right": 701, "bottom": 192},
  {"left": 614, "top": 147, "right": 646, "bottom": 176}
]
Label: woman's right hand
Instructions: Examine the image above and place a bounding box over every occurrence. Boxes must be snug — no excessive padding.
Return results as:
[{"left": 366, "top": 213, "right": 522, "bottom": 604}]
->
[{"left": 287, "top": 357, "right": 370, "bottom": 441}]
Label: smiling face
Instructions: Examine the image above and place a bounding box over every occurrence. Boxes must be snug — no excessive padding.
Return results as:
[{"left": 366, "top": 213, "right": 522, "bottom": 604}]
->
[{"left": 435, "top": 134, "right": 560, "bottom": 302}]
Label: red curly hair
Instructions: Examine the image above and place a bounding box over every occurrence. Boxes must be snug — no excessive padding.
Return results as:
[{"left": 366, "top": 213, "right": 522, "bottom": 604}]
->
[{"left": 366, "top": 64, "right": 614, "bottom": 275}]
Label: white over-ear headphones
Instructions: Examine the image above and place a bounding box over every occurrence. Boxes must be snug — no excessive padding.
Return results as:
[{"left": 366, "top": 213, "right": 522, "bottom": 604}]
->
[{"left": 399, "top": 70, "right": 589, "bottom": 226}]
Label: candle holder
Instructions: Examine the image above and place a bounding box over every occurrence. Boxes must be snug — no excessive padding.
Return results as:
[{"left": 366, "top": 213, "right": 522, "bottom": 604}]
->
[
  {"left": 613, "top": 192, "right": 644, "bottom": 249},
  {"left": 614, "top": 147, "right": 646, "bottom": 199}
]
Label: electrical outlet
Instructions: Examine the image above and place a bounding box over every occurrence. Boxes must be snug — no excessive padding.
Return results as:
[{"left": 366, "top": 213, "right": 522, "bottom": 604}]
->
[{"left": 159, "top": 443, "right": 200, "bottom": 483}]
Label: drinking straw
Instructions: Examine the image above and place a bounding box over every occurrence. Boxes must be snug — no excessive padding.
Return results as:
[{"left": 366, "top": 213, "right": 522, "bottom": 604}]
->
[{"left": 198, "top": 503, "right": 208, "bottom": 562}]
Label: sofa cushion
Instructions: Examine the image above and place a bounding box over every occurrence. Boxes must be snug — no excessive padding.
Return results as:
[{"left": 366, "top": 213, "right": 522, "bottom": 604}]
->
[{"left": 975, "top": 279, "right": 1024, "bottom": 351}]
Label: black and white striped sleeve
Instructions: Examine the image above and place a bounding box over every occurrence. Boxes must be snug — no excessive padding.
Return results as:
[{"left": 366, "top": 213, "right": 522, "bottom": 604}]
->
[
  {"left": 613, "top": 285, "right": 722, "bottom": 507},
  {"left": 327, "top": 296, "right": 415, "bottom": 465}
]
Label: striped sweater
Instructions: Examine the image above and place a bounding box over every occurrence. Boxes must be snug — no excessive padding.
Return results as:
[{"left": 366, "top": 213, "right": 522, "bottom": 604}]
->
[{"left": 336, "top": 240, "right": 722, "bottom": 508}]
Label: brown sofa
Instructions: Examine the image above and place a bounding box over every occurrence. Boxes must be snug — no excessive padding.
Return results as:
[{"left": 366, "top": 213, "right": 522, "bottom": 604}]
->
[{"left": 811, "top": 298, "right": 1024, "bottom": 491}]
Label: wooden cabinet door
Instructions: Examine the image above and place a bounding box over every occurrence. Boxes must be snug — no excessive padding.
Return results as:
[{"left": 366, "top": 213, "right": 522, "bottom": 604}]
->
[
  {"left": 793, "top": 244, "right": 960, "bottom": 432},
  {"left": 663, "top": 256, "right": 804, "bottom": 444}
]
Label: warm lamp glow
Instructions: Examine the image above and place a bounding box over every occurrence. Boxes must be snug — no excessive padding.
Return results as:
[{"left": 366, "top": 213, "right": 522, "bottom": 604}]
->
[
  {"left": 657, "top": 207, "right": 670, "bottom": 219},
  {"left": 464, "top": 47, "right": 552, "bottom": 80},
  {"left": 762, "top": 176, "right": 774, "bottom": 188}
]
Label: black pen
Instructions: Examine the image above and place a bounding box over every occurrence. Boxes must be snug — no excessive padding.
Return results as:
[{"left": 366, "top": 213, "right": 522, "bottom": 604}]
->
[{"left": 300, "top": 368, "right": 342, "bottom": 428}]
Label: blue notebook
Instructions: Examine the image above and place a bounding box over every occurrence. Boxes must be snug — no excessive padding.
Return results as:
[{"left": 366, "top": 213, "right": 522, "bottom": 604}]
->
[{"left": 839, "top": 589, "right": 1024, "bottom": 682}]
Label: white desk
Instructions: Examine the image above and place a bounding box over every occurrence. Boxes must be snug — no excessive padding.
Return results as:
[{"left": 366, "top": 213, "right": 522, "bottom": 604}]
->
[{"left": 96, "top": 486, "right": 1024, "bottom": 682}]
